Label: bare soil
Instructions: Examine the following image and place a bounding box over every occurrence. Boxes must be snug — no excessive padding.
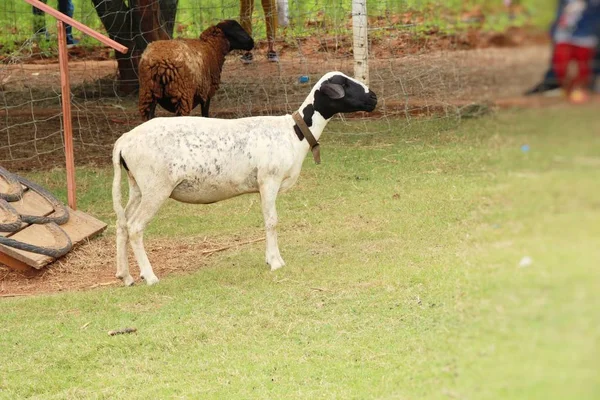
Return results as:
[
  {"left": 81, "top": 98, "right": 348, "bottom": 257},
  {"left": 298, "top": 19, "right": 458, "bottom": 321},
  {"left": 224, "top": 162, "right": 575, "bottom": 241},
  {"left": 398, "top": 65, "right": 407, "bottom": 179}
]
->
[{"left": 0, "top": 235, "right": 264, "bottom": 297}]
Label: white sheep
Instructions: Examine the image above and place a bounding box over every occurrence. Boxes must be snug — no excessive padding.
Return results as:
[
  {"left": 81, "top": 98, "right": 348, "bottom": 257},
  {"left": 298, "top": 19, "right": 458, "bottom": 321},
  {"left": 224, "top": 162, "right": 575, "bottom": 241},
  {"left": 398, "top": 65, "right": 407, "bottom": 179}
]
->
[{"left": 112, "top": 71, "right": 377, "bottom": 286}]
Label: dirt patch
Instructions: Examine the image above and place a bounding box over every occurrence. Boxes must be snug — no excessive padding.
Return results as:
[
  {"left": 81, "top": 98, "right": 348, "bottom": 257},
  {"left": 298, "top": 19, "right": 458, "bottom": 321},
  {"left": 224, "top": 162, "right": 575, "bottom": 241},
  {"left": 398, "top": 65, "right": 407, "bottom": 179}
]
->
[{"left": 0, "top": 235, "right": 264, "bottom": 297}]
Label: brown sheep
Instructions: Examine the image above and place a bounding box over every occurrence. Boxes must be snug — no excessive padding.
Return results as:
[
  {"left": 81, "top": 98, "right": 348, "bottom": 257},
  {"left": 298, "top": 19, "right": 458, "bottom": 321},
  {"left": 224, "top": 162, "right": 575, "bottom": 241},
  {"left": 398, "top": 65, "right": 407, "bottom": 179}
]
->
[{"left": 138, "top": 20, "right": 254, "bottom": 120}]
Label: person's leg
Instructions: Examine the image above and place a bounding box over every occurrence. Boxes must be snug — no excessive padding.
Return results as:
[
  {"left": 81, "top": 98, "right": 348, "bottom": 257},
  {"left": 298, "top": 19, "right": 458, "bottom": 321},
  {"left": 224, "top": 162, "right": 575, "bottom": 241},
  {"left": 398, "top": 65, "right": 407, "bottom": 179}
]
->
[
  {"left": 32, "top": 0, "right": 48, "bottom": 36},
  {"left": 572, "top": 45, "right": 594, "bottom": 88},
  {"left": 594, "top": 42, "right": 600, "bottom": 76},
  {"left": 552, "top": 42, "right": 573, "bottom": 92},
  {"left": 591, "top": 36, "right": 600, "bottom": 91},
  {"left": 568, "top": 45, "right": 594, "bottom": 103},
  {"left": 542, "top": 61, "right": 558, "bottom": 84},
  {"left": 261, "top": 0, "right": 278, "bottom": 61},
  {"left": 240, "top": 0, "right": 254, "bottom": 36},
  {"left": 58, "top": 0, "right": 77, "bottom": 44},
  {"left": 240, "top": 0, "right": 254, "bottom": 63},
  {"left": 593, "top": 42, "right": 600, "bottom": 92}
]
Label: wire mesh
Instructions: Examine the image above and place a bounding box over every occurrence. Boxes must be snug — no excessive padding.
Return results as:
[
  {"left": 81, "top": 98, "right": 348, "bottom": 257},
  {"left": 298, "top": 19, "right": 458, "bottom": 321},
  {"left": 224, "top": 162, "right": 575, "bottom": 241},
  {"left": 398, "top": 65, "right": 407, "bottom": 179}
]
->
[{"left": 0, "top": 0, "right": 552, "bottom": 170}]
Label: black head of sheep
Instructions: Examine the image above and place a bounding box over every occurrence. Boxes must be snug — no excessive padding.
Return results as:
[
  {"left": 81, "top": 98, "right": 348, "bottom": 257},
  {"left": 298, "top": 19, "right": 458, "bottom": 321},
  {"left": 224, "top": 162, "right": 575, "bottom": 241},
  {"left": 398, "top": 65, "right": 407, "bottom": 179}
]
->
[
  {"left": 211, "top": 20, "right": 254, "bottom": 52},
  {"left": 309, "top": 73, "right": 378, "bottom": 120}
]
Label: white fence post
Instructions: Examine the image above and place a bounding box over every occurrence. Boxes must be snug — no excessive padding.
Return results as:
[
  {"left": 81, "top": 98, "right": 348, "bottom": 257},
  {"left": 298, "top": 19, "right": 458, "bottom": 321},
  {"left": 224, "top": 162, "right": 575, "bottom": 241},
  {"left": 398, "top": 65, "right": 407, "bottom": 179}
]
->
[
  {"left": 277, "top": 0, "right": 289, "bottom": 27},
  {"left": 352, "top": 0, "right": 369, "bottom": 85}
]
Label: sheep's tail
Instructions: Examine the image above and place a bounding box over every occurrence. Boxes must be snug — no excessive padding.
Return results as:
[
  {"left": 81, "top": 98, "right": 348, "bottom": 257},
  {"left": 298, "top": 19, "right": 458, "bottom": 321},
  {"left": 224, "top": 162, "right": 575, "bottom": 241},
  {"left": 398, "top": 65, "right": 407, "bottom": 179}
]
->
[
  {"left": 138, "top": 54, "right": 180, "bottom": 107},
  {"left": 148, "top": 60, "right": 180, "bottom": 98},
  {"left": 112, "top": 144, "right": 127, "bottom": 229}
]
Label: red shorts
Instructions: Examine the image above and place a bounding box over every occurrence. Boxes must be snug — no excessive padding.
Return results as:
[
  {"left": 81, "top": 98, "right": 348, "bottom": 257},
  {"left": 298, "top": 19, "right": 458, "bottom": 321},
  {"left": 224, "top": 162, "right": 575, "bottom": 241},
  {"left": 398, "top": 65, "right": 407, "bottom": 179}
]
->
[{"left": 552, "top": 43, "right": 595, "bottom": 90}]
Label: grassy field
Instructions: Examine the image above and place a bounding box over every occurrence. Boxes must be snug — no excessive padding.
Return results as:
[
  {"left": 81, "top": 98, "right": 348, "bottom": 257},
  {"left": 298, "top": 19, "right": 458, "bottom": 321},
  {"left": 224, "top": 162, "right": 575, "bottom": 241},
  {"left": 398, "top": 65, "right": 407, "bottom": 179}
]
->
[
  {"left": 0, "top": 0, "right": 554, "bottom": 53},
  {"left": 1, "top": 106, "right": 599, "bottom": 398}
]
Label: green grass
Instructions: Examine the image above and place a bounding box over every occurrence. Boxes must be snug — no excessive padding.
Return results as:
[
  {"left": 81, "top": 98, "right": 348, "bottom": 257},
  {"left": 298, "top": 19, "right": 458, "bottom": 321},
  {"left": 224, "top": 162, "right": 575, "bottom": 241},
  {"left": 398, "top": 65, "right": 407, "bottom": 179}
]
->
[
  {"left": 0, "top": 0, "right": 555, "bottom": 54},
  {"left": 1, "top": 107, "right": 600, "bottom": 399}
]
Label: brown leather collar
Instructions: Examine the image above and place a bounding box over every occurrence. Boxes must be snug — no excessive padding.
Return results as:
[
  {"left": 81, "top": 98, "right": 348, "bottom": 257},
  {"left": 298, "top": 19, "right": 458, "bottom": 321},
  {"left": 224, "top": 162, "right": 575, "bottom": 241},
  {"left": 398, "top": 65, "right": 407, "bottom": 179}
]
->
[{"left": 292, "top": 111, "right": 321, "bottom": 164}]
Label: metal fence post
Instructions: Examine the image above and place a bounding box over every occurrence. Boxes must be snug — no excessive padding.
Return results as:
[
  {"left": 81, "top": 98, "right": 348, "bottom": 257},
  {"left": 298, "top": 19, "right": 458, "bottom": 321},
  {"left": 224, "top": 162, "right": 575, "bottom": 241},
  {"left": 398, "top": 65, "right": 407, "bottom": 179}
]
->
[
  {"left": 352, "top": 0, "right": 369, "bottom": 85},
  {"left": 57, "top": 19, "right": 76, "bottom": 210}
]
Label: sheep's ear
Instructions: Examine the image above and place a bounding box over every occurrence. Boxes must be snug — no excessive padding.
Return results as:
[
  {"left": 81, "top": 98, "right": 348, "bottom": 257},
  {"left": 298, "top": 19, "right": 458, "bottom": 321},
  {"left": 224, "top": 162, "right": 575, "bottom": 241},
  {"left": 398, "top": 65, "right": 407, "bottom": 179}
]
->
[{"left": 320, "top": 83, "right": 345, "bottom": 99}]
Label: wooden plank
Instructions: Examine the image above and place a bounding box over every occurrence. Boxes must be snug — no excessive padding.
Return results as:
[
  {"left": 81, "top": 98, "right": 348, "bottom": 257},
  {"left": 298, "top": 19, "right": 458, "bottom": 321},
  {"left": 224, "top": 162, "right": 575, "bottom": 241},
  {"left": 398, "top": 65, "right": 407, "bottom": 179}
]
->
[
  {"left": 0, "top": 189, "right": 54, "bottom": 237},
  {"left": 0, "top": 182, "right": 28, "bottom": 231},
  {"left": 0, "top": 222, "right": 27, "bottom": 237},
  {"left": 0, "top": 224, "right": 59, "bottom": 268},
  {"left": 0, "top": 178, "right": 17, "bottom": 193},
  {"left": 0, "top": 252, "right": 35, "bottom": 273},
  {"left": 10, "top": 189, "right": 55, "bottom": 218},
  {"left": 0, "top": 208, "right": 107, "bottom": 269},
  {"left": 61, "top": 209, "right": 107, "bottom": 245},
  {"left": 0, "top": 180, "right": 24, "bottom": 195}
]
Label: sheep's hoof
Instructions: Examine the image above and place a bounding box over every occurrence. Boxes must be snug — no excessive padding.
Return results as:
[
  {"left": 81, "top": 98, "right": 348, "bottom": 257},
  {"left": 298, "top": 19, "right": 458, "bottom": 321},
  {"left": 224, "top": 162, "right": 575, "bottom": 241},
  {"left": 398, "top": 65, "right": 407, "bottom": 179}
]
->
[
  {"left": 268, "top": 258, "right": 286, "bottom": 271},
  {"left": 141, "top": 273, "right": 159, "bottom": 286},
  {"left": 117, "top": 274, "right": 135, "bottom": 287}
]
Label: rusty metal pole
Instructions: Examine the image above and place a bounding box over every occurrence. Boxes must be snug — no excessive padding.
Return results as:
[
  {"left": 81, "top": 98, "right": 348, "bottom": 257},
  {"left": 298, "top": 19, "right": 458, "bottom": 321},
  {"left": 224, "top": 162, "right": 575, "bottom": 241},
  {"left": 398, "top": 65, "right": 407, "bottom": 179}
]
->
[
  {"left": 57, "top": 20, "right": 76, "bottom": 210},
  {"left": 23, "top": 0, "right": 128, "bottom": 212}
]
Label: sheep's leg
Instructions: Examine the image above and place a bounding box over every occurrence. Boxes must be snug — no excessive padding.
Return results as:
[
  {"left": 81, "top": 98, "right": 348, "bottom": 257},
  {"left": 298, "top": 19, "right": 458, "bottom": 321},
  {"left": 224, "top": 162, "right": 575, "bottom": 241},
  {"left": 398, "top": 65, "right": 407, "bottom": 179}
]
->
[
  {"left": 259, "top": 180, "right": 285, "bottom": 271},
  {"left": 146, "top": 101, "right": 157, "bottom": 120},
  {"left": 175, "top": 96, "right": 193, "bottom": 117},
  {"left": 138, "top": 88, "right": 156, "bottom": 121},
  {"left": 115, "top": 174, "right": 142, "bottom": 286},
  {"left": 115, "top": 219, "right": 133, "bottom": 286},
  {"left": 201, "top": 98, "right": 211, "bottom": 117},
  {"left": 126, "top": 188, "right": 172, "bottom": 285},
  {"left": 125, "top": 173, "right": 142, "bottom": 220}
]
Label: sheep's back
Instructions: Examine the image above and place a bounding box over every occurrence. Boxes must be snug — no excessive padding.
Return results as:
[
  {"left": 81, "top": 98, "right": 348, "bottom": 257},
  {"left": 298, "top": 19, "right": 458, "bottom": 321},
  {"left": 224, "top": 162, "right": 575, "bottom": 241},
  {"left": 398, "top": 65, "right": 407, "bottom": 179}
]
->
[
  {"left": 181, "top": 39, "right": 227, "bottom": 98},
  {"left": 139, "top": 40, "right": 212, "bottom": 102}
]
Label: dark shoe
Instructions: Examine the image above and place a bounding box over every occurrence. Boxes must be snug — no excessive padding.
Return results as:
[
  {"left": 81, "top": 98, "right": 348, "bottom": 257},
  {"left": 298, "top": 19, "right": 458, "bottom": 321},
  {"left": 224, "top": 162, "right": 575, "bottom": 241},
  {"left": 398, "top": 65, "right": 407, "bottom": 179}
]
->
[
  {"left": 267, "top": 50, "right": 279, "bottom": 63},
  {"left": 240, "top": 52, "right": 253, "bottom": 64},
  {"left": 66, "top": 37, "right": 79, "bottom": 49},
  {"left": 524, "top": 80, "right": 560, "bottom": 96}
]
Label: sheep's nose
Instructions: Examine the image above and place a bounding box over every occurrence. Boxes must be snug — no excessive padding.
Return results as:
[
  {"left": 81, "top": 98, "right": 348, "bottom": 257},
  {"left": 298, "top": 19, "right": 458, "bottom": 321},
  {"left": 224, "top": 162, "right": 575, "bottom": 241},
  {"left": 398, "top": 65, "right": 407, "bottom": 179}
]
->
[{"left": 369, "top": 91, "right": 378, "bottom": 105}]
